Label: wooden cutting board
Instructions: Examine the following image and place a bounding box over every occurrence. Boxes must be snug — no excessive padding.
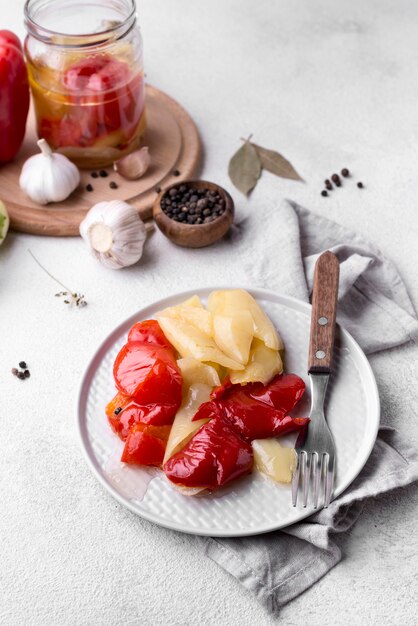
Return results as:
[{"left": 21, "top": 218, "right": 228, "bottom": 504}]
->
[{"left": 2, "top": 84, "right": 202, "bottom": 236}]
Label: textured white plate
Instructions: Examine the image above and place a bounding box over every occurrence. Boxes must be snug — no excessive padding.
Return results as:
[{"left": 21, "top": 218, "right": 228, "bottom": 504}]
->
[{"left": 77, "top": 287, "right": 380, "bottom": 537}]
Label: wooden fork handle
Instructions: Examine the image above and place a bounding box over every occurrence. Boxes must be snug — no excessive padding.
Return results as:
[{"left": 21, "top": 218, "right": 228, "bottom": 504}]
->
[{"left": 308, "top": 251, "right": 340, "bottom": 373}]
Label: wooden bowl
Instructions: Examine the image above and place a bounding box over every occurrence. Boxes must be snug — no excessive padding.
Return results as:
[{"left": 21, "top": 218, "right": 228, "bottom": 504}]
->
[{"left": 153, "top": 180, "right": 234, "bottom": 248}]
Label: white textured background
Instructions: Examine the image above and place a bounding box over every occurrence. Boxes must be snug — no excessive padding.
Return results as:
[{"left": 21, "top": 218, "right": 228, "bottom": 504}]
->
[{"left": 1, "top": 0, "right": 418, "bottom": 624}]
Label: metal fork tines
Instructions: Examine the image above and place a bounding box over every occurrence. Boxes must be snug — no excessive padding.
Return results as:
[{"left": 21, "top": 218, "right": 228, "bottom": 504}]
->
[{"left": 292, "top": 373, "right": 336, "bottom": 509}]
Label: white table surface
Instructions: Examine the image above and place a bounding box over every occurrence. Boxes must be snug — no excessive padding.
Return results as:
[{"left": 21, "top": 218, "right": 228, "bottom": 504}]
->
[{"left": 1, "top": 1, "right": 418, "bottom": 624}]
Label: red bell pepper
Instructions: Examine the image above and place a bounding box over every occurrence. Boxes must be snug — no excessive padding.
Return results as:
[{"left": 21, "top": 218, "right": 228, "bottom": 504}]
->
[
  {"left": 0, "top": 30, "right": 29, "bottom": 163},
  {"left": 211, "top": 373, "right": 305, "bottom": 411},
  {"left": 243, "top": 373, "right": 306, "bottom": 413},
  {"left": 164, "top": 373, "right": 308, "bottom": 489},
  {"left": 108, "top": 321, "right": 182, "bottom": 461},
  {"left": 127, "top": 320, "right": 174, "bottom": 351},
  {"left": 107, "top": 397, "right": 181, "bottom": 440},
  {"left": 194, "top": 373, "right": 308, "bottom": 441},
  {"left": 163, "top": 418, "right": 253, "bottom": 489},
  {"left": 121, "top": 423, "right": 171, "bottom": 466},
  {"left": 40, "top": 54, "right": 144, "bottom": 150},
  {"left": 113, "top": 341, "right": 182, "bottom": 407}
]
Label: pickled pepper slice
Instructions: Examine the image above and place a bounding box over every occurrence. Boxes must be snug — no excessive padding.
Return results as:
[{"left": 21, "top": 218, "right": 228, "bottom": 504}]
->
[
  {"left": 121, "top": 424, "right": 171, "bottom": 466},
  {"left": 194, "top": 373, "right": 308, "bottom": 441},
  {"left": 163, "top": 419, "right": 253, "bottom": 489}
]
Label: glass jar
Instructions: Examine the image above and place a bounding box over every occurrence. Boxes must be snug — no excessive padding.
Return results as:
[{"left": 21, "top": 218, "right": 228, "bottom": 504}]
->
[{"left": 24, "top": 0, "right": 145, "bottom": 169}]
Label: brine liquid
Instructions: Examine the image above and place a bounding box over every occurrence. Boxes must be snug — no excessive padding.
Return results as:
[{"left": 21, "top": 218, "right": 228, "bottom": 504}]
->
[{"left": 27, "top": 57, "right": 146, "bottom": 168}]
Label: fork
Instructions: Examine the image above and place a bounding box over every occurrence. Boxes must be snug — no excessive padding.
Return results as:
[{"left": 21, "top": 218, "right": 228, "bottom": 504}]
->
[{"left": 292, "top": 251, "right": 340, "bottom": 509}]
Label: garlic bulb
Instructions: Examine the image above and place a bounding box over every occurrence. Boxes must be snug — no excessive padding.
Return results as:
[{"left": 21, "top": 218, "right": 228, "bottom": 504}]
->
[
  {"left": 79, "top": 200, "right": 150, "bottom": 270},
  {"left": 113, "top": 146, "right": 150, "bottom": 180},
  {"left": 19, "top": 139, "right": 80, "bottom": 205}
]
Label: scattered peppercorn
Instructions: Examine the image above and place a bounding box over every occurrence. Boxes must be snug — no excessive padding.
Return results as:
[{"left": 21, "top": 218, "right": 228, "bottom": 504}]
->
[
  {"left": 321, "top": 167, "right": 362, "bottom": 196},
  {"left": 321, "top": 190, "right": 328, "bottom": 197},
  {"left": 161, "top": 186, "right": 226, "bottom": 224},
  {"left": 91, "top": 172, "right": 98, "bottom": 178},
  {"left": 86, "top": 184, "right": 94, "bottom": 192},
  {"left": 12, "top": 361, "right": 30, "bottom": 380},
  {"left": 99, "top": 170, "right": 108, "bottom": 178},
  {"left": 114, "top": 407, "right": 122, "bottom": 415},
  {"left": 109, "top": 181, "right": 118, "bottom": 189},
  {"left": 155, "top": 186, "right": 161, "bottom": 193},
  {"left": 173, "top": 169, "right": 181, "bottom": 176}
]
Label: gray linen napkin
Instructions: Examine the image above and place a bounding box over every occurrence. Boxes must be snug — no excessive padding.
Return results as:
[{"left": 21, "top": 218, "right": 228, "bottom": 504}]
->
[{"left": 199, "top": 201, "right": 418, "bottom": 614}]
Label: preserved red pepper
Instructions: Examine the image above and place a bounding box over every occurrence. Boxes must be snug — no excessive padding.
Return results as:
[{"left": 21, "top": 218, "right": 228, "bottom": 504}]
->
[
  {"left": 210, "top": 377, "right": 233, "bottom": 400},
  {"left": 194, "top": 374, "right": 308, "bottom": 441},
  {"left": 121, "top": 424, "right": 171, "bottom": 466},
  {"left": 127, "top": 320, "right": 174, "bottom": 351},
  {"left": 114, "top": 341, "right": 182, "bottom": 407},
  {"left": 107, "top": 398, "right": 181, "bottom": 440},
  {"left": 25, "top": 0, "right": 146, "bottom": 169},
  {"left": 108, "top": 321, "right": 182, "bottom": 462},
  {"left": 0, "top": 30, "right": 29, "bottom": 163},
  {"left": 163, "top": 419, "right": 253, "bottom": 489},
  {"left": 244, "top": 373, "right": 306, "bottom": 413},
  {"left": 212, "top": 373, "right": 305, "bottom": 411}
]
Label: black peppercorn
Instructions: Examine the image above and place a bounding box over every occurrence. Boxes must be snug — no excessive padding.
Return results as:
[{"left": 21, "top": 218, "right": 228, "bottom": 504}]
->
[
  {"left": 341, "top": 168, "right": 349, "bottom": 177},
  {"left": 155, "top": 186, "right": 161, "bottom": 193},
  {"left": 173, "top": 169, "right": 181, "bottom": 176},
  {"left": 17, "top": 371, "right": 25, "bottom": 380},
  {"left": 99, "top": 170, "right": 108, "bottom": 178},
  {"left": 86, "top": 184, "right": 94, "bottom": 192},
  {"left": 161, "top": 185, "right": 225, "bottom": 224},
  {"left": 114, "top": 407, "right": 122, "bottom": 415},
  {"left": 109, "top": 181, "right": 118, "bottom": 189},
  {"left": 24, "top": 370, "right": 30, "bottom": 378},
  {"left": 91, "top": 172, "right": 98, "bottom": 178},
  {"left": 321, "top": 190, "right": 328, "bottom": 197},
  {"left": 331, "top": 174, "right": 340, "bottom": 184},
  {"left": 357, "top": 182, "right": 364, "bottom": 188},
  {"left": 19, "top": 361, "right": 27, "bottom": 369}
]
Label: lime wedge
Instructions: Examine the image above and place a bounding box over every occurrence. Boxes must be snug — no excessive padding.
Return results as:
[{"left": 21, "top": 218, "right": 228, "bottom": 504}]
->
[{"left": 0, "top": 200, "right": 9, "bottom": 245}]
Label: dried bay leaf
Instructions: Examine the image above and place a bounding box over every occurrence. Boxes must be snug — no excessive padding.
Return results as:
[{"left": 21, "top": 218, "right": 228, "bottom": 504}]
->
[
  {"left": 251, "top": 143, "right": 303, "bottom": 182},
  {"left": 228, "top": 141, "right": 262, "bottom": 195}
]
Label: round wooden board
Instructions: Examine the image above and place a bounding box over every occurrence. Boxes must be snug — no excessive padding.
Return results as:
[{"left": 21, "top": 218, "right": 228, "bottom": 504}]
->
[{"left": 2, "top": 85, "right": 202, "bottom": 236}]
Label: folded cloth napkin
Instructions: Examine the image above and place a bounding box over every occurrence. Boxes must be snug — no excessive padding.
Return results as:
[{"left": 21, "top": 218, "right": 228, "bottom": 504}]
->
[{"left": 198, "top": 201, "right": 418, "bottom": 615}]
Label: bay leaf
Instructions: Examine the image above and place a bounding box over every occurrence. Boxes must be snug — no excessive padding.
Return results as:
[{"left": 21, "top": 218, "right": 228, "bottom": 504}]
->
[
  {"left": 251, "top": 143, "right": 303, "bottom": 182},
  {"left": 228, "top": 141, "right": 262, "bottom": 195}
]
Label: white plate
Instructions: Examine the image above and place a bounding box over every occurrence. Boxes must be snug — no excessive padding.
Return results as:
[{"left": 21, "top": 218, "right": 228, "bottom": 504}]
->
[{"left": 77, "top": 287, "right": 380, "bottom": 537}]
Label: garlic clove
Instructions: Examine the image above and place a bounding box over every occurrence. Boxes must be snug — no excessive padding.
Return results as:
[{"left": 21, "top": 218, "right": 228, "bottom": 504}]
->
[{"left": 113, "top": 146, "right": 150, "bottom": 180}]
